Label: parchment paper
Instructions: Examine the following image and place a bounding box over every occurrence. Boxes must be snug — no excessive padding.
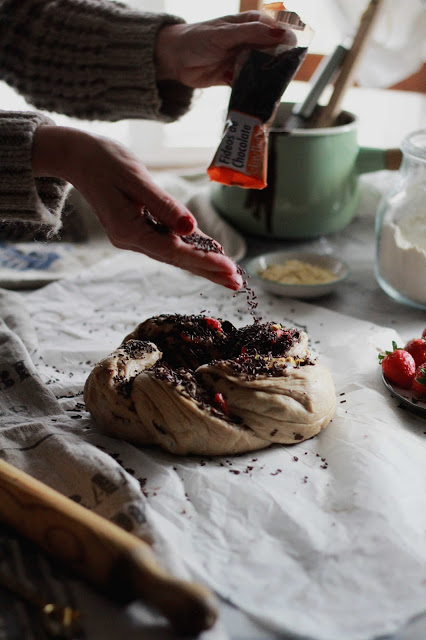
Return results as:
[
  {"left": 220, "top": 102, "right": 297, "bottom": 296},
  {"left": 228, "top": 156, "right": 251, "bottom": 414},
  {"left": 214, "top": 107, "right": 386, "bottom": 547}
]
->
[{"left": 0, "top": 252, "right": 425, "bottom": 640}]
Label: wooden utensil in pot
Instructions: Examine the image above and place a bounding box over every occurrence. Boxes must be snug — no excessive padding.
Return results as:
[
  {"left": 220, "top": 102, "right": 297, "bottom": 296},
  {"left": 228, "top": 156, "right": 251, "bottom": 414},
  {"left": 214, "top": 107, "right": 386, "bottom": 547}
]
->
[{"left": 315, "top": 0, "right": 385, "bottom": 129}]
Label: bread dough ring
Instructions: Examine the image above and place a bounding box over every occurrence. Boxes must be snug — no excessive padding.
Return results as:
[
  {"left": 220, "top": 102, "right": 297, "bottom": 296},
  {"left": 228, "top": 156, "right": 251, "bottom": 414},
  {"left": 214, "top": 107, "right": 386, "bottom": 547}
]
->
[{"left": 84, "top": 314, "right": 336, "bottom": 456}]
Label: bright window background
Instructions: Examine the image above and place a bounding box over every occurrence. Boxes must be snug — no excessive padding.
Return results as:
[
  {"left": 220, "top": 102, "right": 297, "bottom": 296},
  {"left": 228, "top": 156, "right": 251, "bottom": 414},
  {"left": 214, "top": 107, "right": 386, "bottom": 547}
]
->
[
  {"left": 0, "top": 0, "right": 238, "bottom": 167},
  {"left": 0, "top": 1, "right": 424, "bottom": 166},
  {"left": 127, "top": 0, "right": 238, "bottom": 166}
]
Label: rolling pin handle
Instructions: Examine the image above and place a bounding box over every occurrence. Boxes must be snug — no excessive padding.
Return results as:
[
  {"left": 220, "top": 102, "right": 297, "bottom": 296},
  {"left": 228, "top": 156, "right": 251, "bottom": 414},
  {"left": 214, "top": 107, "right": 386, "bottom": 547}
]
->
[{"left": 112, "top": 546, "right": 218, "bottom": 636}]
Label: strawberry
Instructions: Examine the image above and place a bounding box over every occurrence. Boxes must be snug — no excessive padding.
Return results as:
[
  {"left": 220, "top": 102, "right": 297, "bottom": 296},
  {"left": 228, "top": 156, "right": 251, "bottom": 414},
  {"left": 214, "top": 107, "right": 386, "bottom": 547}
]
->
[
  {"left": 213, "top": 392, "right": 229, "bottom": 415},
  {"left": 204, "top": 317, "right": 223, "bottom": 332},
  {"left": 379, "top": 341, "right": 416, "bottom": 389},
  {"left": 270, "top": 323, "right": 283, "bottom": 338},
  {"left": 422, "top": 329, "right": 426, "bottom": 338},
  {"left": 269, "top": 323, "right": 285, "bottom": 343},
  {"left": 404, "top": 338, "right": 426, "bottom": 367},
  {"left": 411, "top": 363, "right": 426, "bottom": 397}
]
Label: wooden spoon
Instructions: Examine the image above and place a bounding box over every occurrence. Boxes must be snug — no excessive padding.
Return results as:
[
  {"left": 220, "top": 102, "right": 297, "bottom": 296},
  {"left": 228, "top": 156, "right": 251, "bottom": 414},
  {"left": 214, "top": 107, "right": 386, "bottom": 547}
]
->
[{"left": 315, "top": 0, "right": 385, "bottom": 129}]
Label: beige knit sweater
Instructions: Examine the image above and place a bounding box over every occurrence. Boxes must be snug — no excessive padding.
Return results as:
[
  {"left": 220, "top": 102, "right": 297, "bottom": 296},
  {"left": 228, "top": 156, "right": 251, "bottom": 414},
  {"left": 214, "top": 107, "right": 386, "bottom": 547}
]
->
[{"left": 0, "top": 0, "right": 194, "bottom": 233}]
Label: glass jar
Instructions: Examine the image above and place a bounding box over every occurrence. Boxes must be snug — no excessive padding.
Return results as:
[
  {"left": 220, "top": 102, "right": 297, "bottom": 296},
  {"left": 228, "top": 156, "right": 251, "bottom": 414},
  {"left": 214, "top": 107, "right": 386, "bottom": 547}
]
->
[{"left": 375, "top": 129, "right": 426, "bottom": 310}]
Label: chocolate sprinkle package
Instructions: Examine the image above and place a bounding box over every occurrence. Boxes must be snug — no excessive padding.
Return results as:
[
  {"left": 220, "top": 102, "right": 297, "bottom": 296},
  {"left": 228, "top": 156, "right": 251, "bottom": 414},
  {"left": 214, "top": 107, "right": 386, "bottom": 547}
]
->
[{"left": 207, "top": 3, "right": 313, "bottom": 189}]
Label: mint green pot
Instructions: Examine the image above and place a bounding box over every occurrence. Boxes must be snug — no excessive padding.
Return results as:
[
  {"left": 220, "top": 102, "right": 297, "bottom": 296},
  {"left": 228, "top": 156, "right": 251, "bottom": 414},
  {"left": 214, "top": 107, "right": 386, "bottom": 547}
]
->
[{"left": 210, "top": 103, "right": 398, "bottom": 239}]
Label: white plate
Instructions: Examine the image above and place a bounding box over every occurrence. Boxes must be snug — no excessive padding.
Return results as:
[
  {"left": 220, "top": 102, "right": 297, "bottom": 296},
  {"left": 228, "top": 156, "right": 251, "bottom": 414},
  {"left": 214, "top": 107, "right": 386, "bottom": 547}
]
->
[{"left": 244, "top": 250, "right": 350, "bottom": 299}]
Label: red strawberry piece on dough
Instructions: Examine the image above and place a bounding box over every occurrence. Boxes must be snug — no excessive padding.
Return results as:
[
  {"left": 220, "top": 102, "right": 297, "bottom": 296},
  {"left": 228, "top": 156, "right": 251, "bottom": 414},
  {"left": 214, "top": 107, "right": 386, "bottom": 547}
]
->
[
  {"left": 205, "top": 317, "right": 223, "bottom": 332},
  {"left": 404, "top": 338, "right": 426, "bottom": 367},
  {"left": 214, "top": 392, "right": 229, "bottom": 415},
  {"left": 270, "top": 324, "right": 284, "bottom": 343}
]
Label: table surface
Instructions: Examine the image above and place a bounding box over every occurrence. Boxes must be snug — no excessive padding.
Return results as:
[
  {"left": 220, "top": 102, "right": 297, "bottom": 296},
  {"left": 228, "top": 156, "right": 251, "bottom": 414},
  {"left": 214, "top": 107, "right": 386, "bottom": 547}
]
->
[
  {"left": 0, "top": 87, "right": 425, "bottom": 640},
  {"left": 1, "top": 178, "right": 425, "bottom": 640},
  {"left": 243, "top": 197, "right": 425, "bottom": 344},
  {"left": 226, "top": 91, "right": 426, "bottom": 635},
  {"left": 235, "top": 179, "right": 426, "bottom": 640}
]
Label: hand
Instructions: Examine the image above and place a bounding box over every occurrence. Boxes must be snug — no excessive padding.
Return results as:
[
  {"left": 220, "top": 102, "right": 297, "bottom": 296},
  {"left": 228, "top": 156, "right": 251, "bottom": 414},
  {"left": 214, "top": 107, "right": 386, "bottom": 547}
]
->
[
  {"left": 155, "top": 10, "right": 295, "bottom": 88},
  {"left": 32, "top": 125, "right": 243, "bottom": 290}
]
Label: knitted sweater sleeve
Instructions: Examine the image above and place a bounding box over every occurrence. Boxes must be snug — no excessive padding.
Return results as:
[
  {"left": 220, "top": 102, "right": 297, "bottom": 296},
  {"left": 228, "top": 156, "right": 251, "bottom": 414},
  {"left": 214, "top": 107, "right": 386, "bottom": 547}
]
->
[
  {"left": 0, "top": 0, "right": 194, "bottom": 122},
  {"left": 0, "top": 111, "right": 68, "bottom": 232},
  {"left": 0, "top": 0, "right": 194, "bottom": 230}
]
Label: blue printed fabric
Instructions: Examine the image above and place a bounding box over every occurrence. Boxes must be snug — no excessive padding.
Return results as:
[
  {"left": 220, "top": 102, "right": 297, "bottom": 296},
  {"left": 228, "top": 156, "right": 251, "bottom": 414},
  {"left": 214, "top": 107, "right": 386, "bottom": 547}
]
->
[{"left": 0, "top": 245, "right": 60, "bottom": 271}]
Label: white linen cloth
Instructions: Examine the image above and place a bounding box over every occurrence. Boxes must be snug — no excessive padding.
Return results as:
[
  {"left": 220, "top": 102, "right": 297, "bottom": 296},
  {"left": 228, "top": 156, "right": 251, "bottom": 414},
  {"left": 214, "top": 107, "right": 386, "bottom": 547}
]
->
[{"left": 0, "top": 245, "right": 425, "bottom": 640}]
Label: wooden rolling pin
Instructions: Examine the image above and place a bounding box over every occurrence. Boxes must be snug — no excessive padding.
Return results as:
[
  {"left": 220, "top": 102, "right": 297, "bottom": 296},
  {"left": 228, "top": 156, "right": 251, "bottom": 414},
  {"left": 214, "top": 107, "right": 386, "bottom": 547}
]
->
[{"left": 0, "top": 458, "right": 217, "bottom": 635}]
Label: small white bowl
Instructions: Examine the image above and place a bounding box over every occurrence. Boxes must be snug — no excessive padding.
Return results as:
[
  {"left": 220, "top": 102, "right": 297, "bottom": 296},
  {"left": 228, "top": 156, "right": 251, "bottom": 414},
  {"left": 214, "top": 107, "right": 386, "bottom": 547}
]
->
[{"left": 244, "top": 251, "right": 350, "bottom": 299}]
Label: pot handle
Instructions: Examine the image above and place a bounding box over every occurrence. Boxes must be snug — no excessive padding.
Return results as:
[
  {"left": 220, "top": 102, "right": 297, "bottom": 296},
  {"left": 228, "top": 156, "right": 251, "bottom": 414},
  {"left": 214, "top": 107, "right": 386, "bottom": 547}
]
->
[{"left": 356, "top": 147, "right": 402, "bottom": 174}]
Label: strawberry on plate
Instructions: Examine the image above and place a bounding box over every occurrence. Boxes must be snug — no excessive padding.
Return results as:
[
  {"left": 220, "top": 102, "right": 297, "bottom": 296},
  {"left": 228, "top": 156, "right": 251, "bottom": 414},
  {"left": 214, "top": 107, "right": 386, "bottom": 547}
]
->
[
  {"left": 411, "top": 363, "right": 426, "bottom": 398},
  {"left": 422, "top": 328, "right": 426, "bottom": 338},
  {"left": 404, "top": 338, "right": 426, "bottom": 367},
  {"left": 379, "top": 341, "right": 416, "bottom": 389}
]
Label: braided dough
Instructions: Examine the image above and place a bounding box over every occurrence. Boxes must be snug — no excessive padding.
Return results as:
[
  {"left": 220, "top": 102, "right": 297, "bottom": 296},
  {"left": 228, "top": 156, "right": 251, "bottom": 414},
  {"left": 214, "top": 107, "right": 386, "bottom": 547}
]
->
[{"left": 84, "top": 314, "right": 336, "bottom": 456}]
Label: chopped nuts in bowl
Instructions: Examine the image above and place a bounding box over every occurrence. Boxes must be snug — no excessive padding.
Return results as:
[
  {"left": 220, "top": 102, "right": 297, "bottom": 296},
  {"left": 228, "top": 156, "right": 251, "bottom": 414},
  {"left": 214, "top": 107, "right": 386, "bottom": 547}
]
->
[{"left": 245, "top": 251, "right": 350, "bottom": 299}]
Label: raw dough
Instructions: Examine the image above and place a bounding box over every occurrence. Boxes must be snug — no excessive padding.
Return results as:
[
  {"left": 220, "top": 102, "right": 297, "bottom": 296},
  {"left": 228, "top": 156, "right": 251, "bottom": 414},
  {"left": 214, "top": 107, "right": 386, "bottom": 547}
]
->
[{"left": 84, "top": 314, "right": 336, "bottom": 456}]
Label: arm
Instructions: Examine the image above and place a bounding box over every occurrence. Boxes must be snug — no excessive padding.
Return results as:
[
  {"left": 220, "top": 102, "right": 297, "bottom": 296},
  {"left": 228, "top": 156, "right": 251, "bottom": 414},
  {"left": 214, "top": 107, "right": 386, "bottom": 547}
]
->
[
  {"left": 0, "top": 112, "right": 68, "bottom": 232},
  {"left": 0, "top": 116, "right": 243, "bottom": 290},
  {"left": 0, "top": 4, "right": 288, "bottom": 285},
  {"left": 0, "top": 1, "right": 291, "bottom": 122},
  {"left": 0, "top": 0, "right": 192, "bottom": 122},
  {"left": 31, "top": 125, "right": 243, "bottom": 290},
  {"left": 0, "top": 0, "right": 193, "bottom": 232}
]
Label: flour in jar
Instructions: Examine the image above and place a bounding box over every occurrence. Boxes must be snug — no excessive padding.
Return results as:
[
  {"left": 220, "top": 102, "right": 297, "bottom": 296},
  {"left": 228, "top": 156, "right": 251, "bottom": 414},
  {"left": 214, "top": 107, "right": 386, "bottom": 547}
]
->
[{"left": 378, "top": 209, "right": 426, "bottom": 304}]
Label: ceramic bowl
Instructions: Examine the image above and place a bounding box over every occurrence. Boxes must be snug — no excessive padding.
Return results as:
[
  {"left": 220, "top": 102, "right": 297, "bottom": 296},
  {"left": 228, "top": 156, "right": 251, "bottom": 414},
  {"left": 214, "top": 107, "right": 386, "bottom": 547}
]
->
[{"left": 244, "top": 251, "right": 350, "bottom": 299}]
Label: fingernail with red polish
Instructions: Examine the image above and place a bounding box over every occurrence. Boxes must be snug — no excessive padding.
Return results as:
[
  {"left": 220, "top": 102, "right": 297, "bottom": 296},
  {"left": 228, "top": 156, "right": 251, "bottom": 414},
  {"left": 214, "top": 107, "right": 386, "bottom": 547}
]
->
[
  {"left": 223, "top": 70, "right": 234, "bottom": 86},
  {"left": 224, "top": 274, "right": 243, "bottom": 290},
  {"left": 225, "top": 282, "right": 241, "bottom": 291},
  {"left": 233, "top": 275, "right": 243, "bottom": 289},
  {"left": 177, "top": 216, "right": 195, "bottom": 234}
]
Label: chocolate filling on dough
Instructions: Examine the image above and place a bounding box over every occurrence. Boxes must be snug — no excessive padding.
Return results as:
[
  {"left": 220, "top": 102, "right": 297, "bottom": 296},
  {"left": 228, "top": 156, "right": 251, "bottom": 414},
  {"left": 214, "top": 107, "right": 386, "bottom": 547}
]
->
[{"left": 84, "top": 314, "right": 336, "bottom": 456}]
